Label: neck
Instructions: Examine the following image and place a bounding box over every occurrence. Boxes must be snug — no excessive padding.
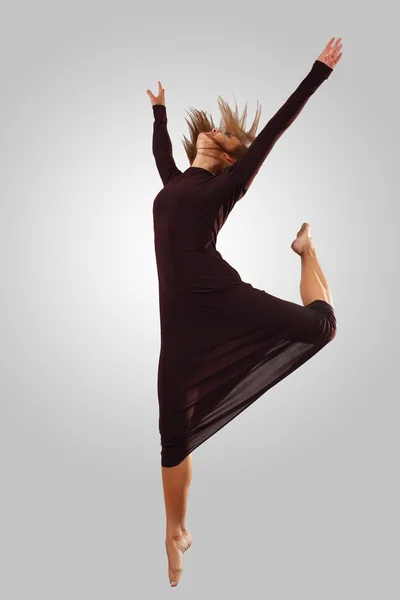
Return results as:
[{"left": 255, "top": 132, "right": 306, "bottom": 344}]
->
[{"left": 191, "top": 155, "right": 221, "bottom": 176}]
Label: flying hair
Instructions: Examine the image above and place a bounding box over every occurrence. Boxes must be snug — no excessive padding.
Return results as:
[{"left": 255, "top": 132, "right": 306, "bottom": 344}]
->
[{"left": 181, "top": 95, "right": 262, "bottom": 168}]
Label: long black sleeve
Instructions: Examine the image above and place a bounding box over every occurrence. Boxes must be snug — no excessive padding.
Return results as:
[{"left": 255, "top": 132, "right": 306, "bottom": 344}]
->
[
  {"left": 152, "top": 104, "right": 182, "bottom": 186},
  {"left": 224, "top": 60, "right": 333, "bottom": 195}
]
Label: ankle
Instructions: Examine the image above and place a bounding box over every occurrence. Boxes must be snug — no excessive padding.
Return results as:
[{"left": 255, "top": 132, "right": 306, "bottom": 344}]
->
[
  {"left": 166, "top": 524, "right": 188, "bottom": 539},
  {"left": 300, "top": 242, "right": 317, "bottom": 258}
]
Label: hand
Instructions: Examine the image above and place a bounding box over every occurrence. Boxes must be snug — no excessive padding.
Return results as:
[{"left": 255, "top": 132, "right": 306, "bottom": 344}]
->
[
  {"left": 146, "top": 81, "right": 166, "bottom": 107},
  {"left": 317, "top": 37, "right": 343, "bottom": 69}
]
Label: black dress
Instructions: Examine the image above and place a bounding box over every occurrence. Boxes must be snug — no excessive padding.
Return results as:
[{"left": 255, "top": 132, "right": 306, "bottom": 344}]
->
[{"left": 152, "top": 59, "right": 337, "bottom": 467}]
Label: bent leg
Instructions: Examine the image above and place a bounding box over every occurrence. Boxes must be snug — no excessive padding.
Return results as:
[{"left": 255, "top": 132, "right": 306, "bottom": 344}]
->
[
  {"left": 272, "top": 222, "right": 337, "bottom": 344},
  {"left": 300, "top": 243, "right": 333, "bottom": 307},
  {"left": 292, "top": 222, "right": 333, "bottom": 307}
]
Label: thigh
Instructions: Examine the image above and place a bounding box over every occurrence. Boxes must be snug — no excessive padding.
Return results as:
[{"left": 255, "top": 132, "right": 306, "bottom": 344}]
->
[{"left": 225, "top": 283, "right": 336, "bottom": 342}]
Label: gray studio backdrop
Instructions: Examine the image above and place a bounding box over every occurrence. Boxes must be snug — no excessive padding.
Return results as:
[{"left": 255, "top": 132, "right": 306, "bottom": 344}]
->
[{"left": 1, "top": 1, "right": 398, "bottom": 598}]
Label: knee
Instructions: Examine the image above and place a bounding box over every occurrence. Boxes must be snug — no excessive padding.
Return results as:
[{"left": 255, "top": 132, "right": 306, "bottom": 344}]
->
[
  {"left": 303, "top": 302, "right": 337, "bottom": 344},
  {"left": 326, "top": 324, "right": 337, "bottom": 343},
  {"left": 303, "top": 300, "right": 336, "bottom": 344},
  {"left": 161, "top": 434, "right": 190, "bottom": 468},
  {"left": 316, "top": 309, "right": 337, "bottom": 344}
]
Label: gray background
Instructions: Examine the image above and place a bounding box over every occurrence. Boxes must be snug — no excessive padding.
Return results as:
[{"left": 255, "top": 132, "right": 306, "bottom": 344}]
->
[{"left": 1, "top": 0, "right": 398, "bottom": 598}]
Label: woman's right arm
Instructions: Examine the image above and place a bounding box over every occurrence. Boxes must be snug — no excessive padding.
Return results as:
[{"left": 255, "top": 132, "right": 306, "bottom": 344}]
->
[
  {"left": 147, "top": 82, "right": 182, "bottom": 186},
  {"left": 152, "top": 104, "right": 182, "bottom": 186}
]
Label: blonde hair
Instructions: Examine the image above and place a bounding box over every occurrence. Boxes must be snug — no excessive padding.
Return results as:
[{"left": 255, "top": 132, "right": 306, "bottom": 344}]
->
[{"left": 181, "top": 95, "right": 262, "bottom": 168}]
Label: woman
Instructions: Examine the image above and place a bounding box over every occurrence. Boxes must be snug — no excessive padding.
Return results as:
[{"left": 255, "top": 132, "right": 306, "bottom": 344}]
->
[{"left": 146, "top": 36, "right": 343, "bottom": 587}]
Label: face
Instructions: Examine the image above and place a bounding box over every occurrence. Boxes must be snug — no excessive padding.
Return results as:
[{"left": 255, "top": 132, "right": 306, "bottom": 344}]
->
[{"left": 198, "top": 128, "right": 241, "bottom": 154}]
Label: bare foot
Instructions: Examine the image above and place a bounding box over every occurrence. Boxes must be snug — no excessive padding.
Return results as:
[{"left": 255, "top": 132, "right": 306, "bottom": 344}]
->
[
  {"left": 291, "top": 222, "right": 314, "bottom": 256},
  {"left": 165, "top": 529, "right": 193, "bottom": 587}
]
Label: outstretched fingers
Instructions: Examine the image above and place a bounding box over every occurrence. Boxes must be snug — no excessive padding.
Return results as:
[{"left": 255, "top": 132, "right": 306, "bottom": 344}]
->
[
  {"left": 146, "top": 81, "right": 166, "bottom": 106},
  {"left": 330, "top": 38, "right": 342, "bottom": 60},
  {"left": 319, "top": 36, "right": 343, "bottom": 68}
]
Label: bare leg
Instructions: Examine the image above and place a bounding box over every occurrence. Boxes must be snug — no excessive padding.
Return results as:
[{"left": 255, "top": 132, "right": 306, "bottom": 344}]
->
[
  {"left": 162, "top": 454, "right": 193, "bottom": 587},
  {"left": 291, "top": 222, "right": 334, "bottom": 307}
]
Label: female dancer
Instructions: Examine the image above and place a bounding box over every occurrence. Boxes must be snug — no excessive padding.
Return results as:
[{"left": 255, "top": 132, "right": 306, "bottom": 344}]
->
[{"left": 147, "top": 36, "right": 343, "bottom": 587}]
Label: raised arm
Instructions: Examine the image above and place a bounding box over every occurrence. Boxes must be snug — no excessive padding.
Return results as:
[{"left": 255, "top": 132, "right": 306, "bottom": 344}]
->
[
  {"left": 152, "top": 105, "right": 182, "bottom": 186},
  {"left": 225, "top": 60, "right": 333, "bottom": 196},
  {"left": 223, "top": 38, "right": 342, "bottom": 197},
  {"left": 147, "top": 81, "right": 182, "bottom": 186}
]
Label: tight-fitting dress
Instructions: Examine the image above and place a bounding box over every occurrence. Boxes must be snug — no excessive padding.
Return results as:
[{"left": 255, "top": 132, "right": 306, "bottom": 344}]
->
[{"left": 152, "top": 59, "right": 337, "bottom": 467}]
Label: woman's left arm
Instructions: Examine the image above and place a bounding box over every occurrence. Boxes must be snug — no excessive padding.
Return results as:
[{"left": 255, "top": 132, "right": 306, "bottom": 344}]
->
[{"left": 224, "top": 37, "right": 343, "bottom": 198}]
